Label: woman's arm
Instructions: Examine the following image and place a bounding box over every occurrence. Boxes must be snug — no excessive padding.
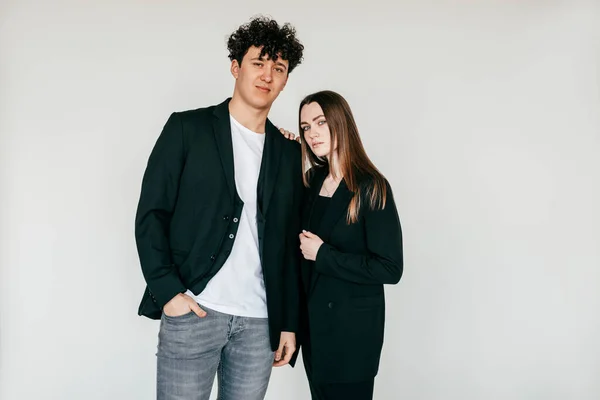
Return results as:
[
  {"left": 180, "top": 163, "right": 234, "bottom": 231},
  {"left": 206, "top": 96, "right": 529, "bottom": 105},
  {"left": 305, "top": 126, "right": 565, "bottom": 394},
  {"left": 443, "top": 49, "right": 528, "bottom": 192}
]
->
[{"left": 314, "top": 182, "right": 403, "bottom": 285}]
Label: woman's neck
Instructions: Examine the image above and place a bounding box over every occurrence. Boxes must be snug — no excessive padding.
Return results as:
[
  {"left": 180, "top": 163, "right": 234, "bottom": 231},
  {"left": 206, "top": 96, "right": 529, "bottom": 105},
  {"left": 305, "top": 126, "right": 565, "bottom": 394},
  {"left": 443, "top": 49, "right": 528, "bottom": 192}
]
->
[{"left": 326, "top": 152, "right": 343, "bottom": 180}]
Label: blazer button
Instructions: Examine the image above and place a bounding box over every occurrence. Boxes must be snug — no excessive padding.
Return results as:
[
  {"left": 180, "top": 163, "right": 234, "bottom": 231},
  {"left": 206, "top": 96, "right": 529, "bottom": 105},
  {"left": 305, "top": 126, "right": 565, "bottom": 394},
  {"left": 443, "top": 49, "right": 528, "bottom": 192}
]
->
[
  {"left": 233, "top": 217, "right": 239, "bottom": 223},
  {"left": 229, "top": 234, "right": 234, "bottom": 239},
  {"left": 328, "top": 302, "right": 334, "bottom": 309}
]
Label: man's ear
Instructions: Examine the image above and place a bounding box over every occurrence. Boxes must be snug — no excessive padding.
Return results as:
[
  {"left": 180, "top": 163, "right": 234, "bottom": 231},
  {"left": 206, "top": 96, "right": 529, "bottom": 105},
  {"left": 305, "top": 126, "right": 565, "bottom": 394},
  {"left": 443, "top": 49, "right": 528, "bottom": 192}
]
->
[{"left": 230, "top": 60, "right": 240, "bottom": 79}]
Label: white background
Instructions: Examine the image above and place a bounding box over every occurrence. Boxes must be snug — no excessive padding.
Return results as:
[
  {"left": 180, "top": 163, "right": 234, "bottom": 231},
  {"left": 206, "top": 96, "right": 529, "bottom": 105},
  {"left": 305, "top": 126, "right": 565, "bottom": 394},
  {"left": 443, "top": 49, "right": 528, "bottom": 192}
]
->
[{"left": 1, "top": 1, "right": 599, "bottom": 399}]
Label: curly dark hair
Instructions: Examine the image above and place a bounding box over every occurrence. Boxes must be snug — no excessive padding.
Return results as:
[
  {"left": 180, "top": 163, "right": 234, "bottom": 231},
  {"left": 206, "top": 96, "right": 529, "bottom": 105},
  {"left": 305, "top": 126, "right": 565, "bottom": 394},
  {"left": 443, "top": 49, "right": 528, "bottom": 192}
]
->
[{"left": 227, "top": 16, "right": 304, "bottom": 73}]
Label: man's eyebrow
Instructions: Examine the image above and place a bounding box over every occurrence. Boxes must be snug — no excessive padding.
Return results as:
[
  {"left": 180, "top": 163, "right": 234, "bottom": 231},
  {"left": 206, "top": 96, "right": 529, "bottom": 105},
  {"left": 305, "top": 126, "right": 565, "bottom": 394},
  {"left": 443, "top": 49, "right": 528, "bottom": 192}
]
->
[{"left": 250, "top": 57, "right": 288, "bottom": 70}]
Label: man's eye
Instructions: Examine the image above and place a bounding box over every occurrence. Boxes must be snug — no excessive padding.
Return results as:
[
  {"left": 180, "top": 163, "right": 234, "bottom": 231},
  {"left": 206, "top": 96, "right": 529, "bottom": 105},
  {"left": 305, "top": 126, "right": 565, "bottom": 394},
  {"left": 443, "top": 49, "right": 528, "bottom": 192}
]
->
[
  {"left": 254, "top": 62, "right": 263, "bottom": 67},
  {"left": 275, "top": 68, "right": 284, "bottom": 73}
]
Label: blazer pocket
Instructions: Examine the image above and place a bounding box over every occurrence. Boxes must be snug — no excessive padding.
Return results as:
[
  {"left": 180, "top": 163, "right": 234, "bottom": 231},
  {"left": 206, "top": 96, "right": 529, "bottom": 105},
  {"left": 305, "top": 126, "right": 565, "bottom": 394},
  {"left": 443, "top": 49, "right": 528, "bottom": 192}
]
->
[{"left": 351, "top": 295, "right": 383, "bottom": 311}]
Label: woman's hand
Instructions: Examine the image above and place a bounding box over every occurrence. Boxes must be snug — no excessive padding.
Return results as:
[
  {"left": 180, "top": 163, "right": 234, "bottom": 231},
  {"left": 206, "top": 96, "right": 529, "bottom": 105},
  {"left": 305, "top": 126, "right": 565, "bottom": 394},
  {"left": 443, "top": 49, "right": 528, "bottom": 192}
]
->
[{"left": 299, "top": 230, "right": 324, "bottom": 261}]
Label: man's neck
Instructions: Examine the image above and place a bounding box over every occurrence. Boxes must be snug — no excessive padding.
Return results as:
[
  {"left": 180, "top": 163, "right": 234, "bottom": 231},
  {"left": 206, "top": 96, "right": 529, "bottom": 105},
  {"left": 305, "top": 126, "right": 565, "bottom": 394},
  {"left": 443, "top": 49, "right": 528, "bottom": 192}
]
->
[{"left": 228, "top": 96, "right": 270, "bottom": 133}]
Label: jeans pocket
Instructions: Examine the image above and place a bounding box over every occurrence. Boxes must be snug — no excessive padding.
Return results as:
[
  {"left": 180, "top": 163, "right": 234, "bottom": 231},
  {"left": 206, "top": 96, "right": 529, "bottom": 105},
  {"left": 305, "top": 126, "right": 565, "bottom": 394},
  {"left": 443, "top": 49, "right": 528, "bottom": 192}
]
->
[{"left": 162, "top": 310, "right": 195, "bottom": 323}]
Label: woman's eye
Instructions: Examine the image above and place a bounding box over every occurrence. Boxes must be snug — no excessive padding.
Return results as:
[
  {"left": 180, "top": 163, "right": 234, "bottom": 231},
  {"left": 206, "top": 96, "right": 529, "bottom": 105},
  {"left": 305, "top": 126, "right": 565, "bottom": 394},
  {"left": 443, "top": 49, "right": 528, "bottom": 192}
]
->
[{"left": 318, "top": 120, "right": 326, "bottom": 125}]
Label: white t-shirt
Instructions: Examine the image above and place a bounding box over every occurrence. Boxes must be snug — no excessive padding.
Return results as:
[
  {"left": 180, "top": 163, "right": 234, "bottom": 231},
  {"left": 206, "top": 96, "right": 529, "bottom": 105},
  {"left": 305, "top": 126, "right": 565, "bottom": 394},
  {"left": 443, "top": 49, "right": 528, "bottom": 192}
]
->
[{"left": 187, "top": 115, "right": 267, "bottom": 318}]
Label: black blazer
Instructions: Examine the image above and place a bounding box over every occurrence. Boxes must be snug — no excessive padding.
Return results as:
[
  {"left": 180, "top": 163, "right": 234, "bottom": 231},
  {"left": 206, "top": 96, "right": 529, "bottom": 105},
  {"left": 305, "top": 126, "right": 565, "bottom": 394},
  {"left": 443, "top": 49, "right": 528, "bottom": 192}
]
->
[
  {"left": 300, "top": 166, "right": 403, "bottom": 383},
  {"left": 134, "top": 98, "right": 304, "bottom": 352}
]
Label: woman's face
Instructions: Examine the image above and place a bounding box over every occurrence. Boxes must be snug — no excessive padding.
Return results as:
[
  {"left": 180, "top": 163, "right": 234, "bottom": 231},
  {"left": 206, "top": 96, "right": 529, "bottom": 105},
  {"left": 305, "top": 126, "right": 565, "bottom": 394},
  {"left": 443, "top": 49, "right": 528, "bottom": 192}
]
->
[{"left": 300, "top": 102, "right": 332, "bottom": 158}]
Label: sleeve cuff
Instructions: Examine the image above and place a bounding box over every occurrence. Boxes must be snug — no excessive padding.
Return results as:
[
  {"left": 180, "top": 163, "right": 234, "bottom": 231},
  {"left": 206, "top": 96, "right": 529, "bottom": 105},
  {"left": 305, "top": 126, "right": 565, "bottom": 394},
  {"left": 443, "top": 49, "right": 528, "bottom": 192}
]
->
[{"left": 148, "top": 270, "right": 187, "bottom": 308}]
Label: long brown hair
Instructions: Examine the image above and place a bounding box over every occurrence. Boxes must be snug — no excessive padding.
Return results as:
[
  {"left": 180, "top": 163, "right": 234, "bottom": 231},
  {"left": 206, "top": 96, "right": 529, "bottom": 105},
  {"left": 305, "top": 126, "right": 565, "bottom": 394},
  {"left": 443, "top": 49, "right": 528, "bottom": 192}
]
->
[{"left": 298, "top": 90, "right": 388, "bottom": 223}]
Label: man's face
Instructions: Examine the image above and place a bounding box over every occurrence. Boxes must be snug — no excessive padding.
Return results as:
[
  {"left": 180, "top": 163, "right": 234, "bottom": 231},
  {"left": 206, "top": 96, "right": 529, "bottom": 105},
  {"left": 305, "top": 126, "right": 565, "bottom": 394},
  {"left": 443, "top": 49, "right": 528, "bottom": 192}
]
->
[{"left": 231, "top": 46, "right": 289, "bottom": 111}]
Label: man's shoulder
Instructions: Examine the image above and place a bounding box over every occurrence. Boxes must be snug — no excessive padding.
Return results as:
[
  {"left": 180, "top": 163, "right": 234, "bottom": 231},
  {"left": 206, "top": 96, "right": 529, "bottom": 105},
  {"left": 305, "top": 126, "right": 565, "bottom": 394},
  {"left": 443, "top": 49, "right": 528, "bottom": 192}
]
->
[
  {"left": 172, "top": 104, "right": 215, "bottom": 122},
  {"left": 280, "top": 134, "right": 302, "bottom": 155},
  {"left": 269, "top": 124, "right": 301, "bottom": 156},
  {"left": 171, "top": 98, "right": 229, "bottom": 124}
]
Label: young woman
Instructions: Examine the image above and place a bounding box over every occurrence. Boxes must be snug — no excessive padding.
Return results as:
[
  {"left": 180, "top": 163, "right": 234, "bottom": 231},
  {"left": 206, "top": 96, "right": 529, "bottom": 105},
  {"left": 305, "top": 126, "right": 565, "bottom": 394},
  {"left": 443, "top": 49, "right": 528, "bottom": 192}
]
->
[{"left": 291, "top": 90, "right": 403, "bottom": 400}]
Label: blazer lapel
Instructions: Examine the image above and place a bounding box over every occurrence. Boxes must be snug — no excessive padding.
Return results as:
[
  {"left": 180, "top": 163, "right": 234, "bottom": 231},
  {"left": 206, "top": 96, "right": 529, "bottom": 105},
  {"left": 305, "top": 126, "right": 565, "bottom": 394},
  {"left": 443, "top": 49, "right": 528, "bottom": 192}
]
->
[
  {"left": 212, "top": 99, "right": 235, "bottom": 201},
  {"left": 304, "top": 168, "right": 354, "bottom": 296},
  {"left": 300, "top": 168, "right": 326, "bottom": 295},
  {"left": 257, "top": 119, "right": 283, "bottom": 216},
  {"left": 315, "top": 179, "right": 353, "bottom": 242},
  {"left": 303, "top": 167, "right": 327, "bottom": 231}
]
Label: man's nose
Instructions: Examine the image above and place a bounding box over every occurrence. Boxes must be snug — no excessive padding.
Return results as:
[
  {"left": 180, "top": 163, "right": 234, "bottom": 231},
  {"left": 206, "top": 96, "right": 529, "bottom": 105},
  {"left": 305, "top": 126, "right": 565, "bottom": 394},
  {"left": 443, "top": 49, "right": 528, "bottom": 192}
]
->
[{"left": 261, "top": 69, "right": 272, "bottom": 82}]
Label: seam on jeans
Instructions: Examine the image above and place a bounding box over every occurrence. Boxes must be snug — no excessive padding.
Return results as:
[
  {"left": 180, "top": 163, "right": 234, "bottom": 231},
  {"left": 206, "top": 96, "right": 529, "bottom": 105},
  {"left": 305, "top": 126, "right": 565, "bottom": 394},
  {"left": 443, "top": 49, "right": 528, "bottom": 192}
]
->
[
  {"left": 227, "top": 315, "right": 234, "bottom": 340},
  {"left": 218, "top": 358, "right": 224, "bottom": 399},
  {"left": 230, "top": 316, "right": 242, "bottom": 338}
]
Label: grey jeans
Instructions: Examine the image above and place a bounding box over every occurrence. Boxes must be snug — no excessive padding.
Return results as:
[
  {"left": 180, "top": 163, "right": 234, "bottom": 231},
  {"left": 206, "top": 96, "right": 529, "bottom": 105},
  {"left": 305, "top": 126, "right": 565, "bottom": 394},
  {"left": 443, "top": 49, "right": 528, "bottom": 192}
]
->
[{"left": 156, "top": 304, "right": 275, "bottom": 400}]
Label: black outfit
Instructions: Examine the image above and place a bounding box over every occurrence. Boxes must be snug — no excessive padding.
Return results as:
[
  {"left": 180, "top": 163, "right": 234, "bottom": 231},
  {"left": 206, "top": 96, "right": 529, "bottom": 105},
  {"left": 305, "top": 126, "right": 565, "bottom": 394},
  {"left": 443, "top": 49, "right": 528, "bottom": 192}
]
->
[
  {"left": 134, "top": 98, "right": 304, "bottom": 355},
  {"left": 299, "top": 166, "right": 403, "bottom": 399}
]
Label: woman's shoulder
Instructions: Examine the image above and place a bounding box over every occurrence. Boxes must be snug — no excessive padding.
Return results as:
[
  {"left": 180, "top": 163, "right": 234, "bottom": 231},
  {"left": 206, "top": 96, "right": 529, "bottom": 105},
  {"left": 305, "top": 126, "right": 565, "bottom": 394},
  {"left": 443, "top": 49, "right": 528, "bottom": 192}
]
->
[
  {"left": 355, "top": 171, "right": 394, "bottom": 211},
  {"left": 356, "top": 171, "right": 390, "bottom": 191},
  {"left": 304, "top": 165, "right": 327, "bottom": 184}
]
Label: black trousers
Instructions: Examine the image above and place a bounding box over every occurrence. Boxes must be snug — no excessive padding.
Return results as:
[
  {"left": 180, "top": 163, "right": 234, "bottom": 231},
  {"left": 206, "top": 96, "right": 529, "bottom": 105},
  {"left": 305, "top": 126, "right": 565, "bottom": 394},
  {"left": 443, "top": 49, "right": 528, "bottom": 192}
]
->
[
  {"left": 308, "top": 379, "right": 375, "bottom": 400},
  {"left": 303, "top": 343, "right": 375, "bottom": 400}
]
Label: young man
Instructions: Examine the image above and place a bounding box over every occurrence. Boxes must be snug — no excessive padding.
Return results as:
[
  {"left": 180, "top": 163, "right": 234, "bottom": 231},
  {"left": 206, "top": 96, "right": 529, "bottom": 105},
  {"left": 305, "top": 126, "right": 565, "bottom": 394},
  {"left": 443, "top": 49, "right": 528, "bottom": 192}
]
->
[{"left": 134, "top": 17, "right": 304, "bottom": 400}]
